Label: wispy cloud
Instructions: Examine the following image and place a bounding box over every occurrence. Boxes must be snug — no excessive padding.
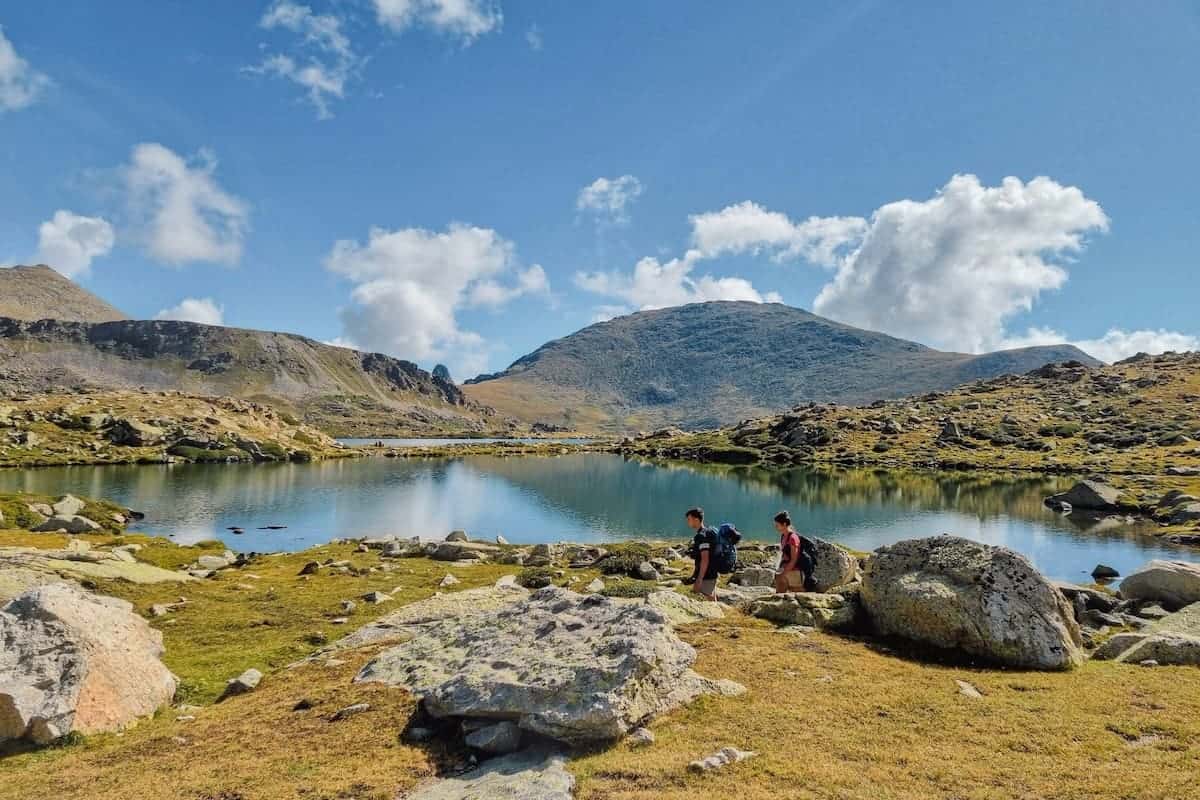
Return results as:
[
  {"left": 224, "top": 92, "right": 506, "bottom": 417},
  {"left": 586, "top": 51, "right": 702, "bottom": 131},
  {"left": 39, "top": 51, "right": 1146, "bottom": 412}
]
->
[{"left": 0, "top": 25, "right": 50, "bottom": 112}]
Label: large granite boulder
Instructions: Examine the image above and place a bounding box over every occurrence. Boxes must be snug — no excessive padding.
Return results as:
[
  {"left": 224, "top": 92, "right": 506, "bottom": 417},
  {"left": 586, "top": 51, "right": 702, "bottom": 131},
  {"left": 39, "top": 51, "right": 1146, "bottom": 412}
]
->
[
  {"left": 860, "top": 536, "right": 1084, "bottom": 670},
  {"left": 355, "top": 587, "right": 714, "bottom": 745},
  {"left": 750, "top": 592, "right": 857, "bottom": 631},
  {"left": 0, "top": 582, "right": 177, "bottom": 745},
  {"left": 1120, "top": 561, "right": 1200, "bottom": 610}
]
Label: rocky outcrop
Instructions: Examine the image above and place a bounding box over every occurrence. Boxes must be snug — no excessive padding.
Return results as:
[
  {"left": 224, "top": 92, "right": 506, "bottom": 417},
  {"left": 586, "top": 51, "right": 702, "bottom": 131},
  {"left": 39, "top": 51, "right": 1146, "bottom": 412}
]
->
[
  {"left": 0, "top": 582, "right": 176, "bottom": 745},
  {"left": 354, "top": 587, "right": 716, "bottom": 745},
  {"left": 811, "top": 537, "right": 858, "bottom": 592},
  {"left": 1046, "top": 480, "right": 1128, "bottom": 512},
  {"left": 404, "top": 748, "right": 574, "bottom": 799},
  {"left": 750, "top": 592, "right": 857, "bottom": 630},
  {"left": 1120, "top": 561, "right": 1200, "bottom": 610},
  {"left": 860, "top": 536, "right": 1084, "bottom": 670}
]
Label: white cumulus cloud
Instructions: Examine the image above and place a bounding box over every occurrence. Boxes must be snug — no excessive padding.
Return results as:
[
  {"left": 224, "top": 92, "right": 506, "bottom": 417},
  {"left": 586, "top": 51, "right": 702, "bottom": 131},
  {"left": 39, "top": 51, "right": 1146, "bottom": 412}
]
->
[
  {"left": 577, "top": 175, "right": 644, "bottom": 224},
  {"left": 326, "top": 222, "right": 548, "bottom": 374},
  {"left": 0, "top": 26, "right": 49, "bottom": 112},
  {"left": 121, "top": 143, "right": 249, "bottom": 266},
  {"left": 372, "top": 0, "right": 502, "bottom": 40},
  {"left": 35, "top": 210, "right": 115, "bottom": 278},
  {"left": 155, "top": 297, "right": 225, "bottom": 326},
  {"left": 810, "top": 175, "right": 1110, "bottom": 353},
  {"left": 247, "top": 1, "right": 358, "bottom": 120},
  {"left": 1000, "top": 326, "right": 1200, "bottom": 364},
  {"left": 576, "top": 250, "right": 781, "bottom": 311},
  {"left": 689, "top": 200, "right": 867, "bottom": 267}
]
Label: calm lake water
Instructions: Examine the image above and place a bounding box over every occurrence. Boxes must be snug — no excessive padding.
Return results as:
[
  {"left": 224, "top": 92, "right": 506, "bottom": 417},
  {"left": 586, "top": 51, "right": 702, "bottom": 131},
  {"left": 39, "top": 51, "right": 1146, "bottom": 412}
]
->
[
  {"left": 2, "top": 453, "right": 1196, "bottom": 583},
  {"left": 337, "top": 438, "right": 596, "bottom": 447}
]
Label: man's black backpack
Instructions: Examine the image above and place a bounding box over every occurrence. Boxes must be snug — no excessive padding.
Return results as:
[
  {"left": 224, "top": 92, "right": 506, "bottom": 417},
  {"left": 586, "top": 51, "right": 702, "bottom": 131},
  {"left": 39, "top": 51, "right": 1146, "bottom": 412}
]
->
[{"left": 712, "top": 523, "right": 742, "bottom": 575}]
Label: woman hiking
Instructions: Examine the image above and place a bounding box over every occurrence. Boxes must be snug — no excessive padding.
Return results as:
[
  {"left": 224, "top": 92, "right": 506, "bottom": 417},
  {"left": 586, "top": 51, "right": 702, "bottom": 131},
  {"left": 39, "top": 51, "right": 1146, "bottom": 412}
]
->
[{"left": 773, "top": 510, "right": 816, "bottom": 593}]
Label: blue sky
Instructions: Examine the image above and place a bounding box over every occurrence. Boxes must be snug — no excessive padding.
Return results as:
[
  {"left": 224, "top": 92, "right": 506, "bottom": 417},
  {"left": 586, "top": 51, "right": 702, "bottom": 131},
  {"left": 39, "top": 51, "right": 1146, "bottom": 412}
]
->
[{"left": 2, "top": 1, "right": 1198, "bottom": 377}]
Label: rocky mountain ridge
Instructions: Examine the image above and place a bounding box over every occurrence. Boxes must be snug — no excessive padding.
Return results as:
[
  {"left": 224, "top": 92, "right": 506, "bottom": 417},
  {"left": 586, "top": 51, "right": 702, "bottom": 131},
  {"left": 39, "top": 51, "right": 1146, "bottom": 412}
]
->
[
  {"left": 0, "top": 316, "right": 502, "bottom": 437},
  {"left": 465, "top": 301, "right": 1099, "bottom": 432}
]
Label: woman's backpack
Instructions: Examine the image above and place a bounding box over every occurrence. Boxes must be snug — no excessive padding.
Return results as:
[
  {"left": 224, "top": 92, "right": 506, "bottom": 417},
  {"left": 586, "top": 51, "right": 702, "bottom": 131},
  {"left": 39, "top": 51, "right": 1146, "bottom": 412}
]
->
[{"left": 712, "top": 523, "right": 742, "bottom": 574}]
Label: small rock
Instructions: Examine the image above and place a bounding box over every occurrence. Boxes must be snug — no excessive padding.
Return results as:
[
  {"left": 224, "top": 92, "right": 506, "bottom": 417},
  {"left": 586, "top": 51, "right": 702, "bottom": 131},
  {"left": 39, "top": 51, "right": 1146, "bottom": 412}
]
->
[
  {"left": 1139, "top": 659, "right": 1160, "bottom": 668},
  {"left": 439, "top": 574, "right": 461, "bottom": 588},
  {"left": 403, "top": 726, "right": 436, "bottom": 743},
  {"left": 51, "top": 495, "right": 86, "bottom": 517},
  {"left": 298, "top": 561, "right": 321, "bottom": 576},
  {"left": 446, "top": 530, "right": 468, "bottom": 542},
  {"left": 340, "top": 599, "right": 357, "bottom": 613},
  {"left": 330, "top": 702, "right": 370, "bottom": 721},
  {"left": 292, "top": 698, "right": 314, "bottom": 711},
  {"left": 362, "top": 591, "right": 391, "bottom": 604},
  {"left": 175, "top": 715, "right": 196, "bottom": 722},
  {"left": 1092, "top": 564, "right": 1120, "bottom": 580},
  {"left": 955, "top": 679, "right": 983, "bottom": 699},
  {"left": 464, "top": 720, "right": 523, "bottom": 754},
  {"left": 495, "top": 535, "right": 510, "bottom": 545},
  {"left": 688, "top": 746, "right": 757, "bottom": 773},
  {"left": 196, "top": 555, "right": 230, "bottom": 571},
  {"left": 635, "top": 561, "right": 660, "bottom": 581},
  {"left": 219, "top": 668, "right": 263, "bottom": 701},
  {"left": 586, "top": 578, "right": 605, "bottom": 593},
  {"left": 629, "top": 727, "right": 655, "bottom": 746}
]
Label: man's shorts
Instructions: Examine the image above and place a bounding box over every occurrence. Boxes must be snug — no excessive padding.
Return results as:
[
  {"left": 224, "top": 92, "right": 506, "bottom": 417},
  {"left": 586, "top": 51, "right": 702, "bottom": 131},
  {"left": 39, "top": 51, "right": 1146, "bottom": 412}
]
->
[{"left": 696, "top": 577, "right": 718, "bottom": 596}]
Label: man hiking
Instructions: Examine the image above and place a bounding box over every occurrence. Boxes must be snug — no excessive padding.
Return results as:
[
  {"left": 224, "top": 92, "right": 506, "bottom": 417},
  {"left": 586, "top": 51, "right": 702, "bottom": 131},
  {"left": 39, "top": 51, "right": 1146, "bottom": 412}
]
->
[
  {"left": 685, "top": 506, "right": 719, "bottom": 600},
  {"left": 773, "top": 510, "right": 817, "bottom": 593}
]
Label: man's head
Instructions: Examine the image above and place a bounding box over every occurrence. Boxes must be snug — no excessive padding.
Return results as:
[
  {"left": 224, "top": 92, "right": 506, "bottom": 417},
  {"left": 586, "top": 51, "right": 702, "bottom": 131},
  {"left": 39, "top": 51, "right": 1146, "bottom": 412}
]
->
[{"left": 685, "top": 507, "right": 704, "bottom": 531}]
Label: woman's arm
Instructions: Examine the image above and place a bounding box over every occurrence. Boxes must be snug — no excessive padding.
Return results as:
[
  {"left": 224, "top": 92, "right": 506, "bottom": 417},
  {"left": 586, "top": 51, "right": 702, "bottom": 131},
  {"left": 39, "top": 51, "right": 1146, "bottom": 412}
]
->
[{"left": 780, "top": 532, "right": 800, "bottom": 572}]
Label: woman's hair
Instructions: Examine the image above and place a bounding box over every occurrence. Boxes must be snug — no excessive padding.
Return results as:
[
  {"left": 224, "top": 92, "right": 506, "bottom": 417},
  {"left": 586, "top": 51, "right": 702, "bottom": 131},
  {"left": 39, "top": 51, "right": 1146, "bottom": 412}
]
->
[{"left": 773, "top": 511, "right": 791, "bottom": 526}]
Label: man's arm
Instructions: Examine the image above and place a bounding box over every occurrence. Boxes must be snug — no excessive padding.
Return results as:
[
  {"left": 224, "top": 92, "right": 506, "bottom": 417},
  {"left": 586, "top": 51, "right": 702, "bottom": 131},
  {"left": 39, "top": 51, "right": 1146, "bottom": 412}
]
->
[{"left": 694, "top": 550, "right": 710, "bottom": 592}]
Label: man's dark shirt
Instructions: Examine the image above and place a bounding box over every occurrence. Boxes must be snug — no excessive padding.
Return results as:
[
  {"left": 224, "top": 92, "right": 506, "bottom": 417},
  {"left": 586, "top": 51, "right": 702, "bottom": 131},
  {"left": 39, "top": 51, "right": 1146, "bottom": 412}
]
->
[{"left": 691, "top": 525, "right": 719, "bottom": 580}]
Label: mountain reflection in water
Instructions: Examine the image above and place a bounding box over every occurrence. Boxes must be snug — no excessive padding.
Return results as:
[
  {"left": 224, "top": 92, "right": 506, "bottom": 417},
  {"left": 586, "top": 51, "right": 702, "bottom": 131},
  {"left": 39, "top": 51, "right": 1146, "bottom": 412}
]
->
[{"left": 2, "top": 454, "right": 1195, "bottom": 582}]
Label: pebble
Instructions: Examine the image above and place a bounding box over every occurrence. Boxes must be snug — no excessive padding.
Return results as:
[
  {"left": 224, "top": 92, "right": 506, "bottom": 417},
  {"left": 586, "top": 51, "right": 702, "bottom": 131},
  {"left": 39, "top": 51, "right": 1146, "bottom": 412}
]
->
[
  {"left": 629, "top": 727, "right": 655, "bottom": 747},
  {"left": 330, "top": 702, "right": 371, "bottom": 721}
]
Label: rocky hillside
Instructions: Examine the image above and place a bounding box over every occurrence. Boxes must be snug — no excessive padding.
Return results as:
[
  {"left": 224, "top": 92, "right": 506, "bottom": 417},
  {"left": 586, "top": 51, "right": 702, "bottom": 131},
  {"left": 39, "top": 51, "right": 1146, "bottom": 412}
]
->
[
  {"left": 0, "top": 264, "right": 128, "bottom": 323},
  {"left": 464, "top": 301, "right": 1098, "bottom": 432},
  {"left": 0, "top": 390, "right": 352, "bottom": 466},
  {"left": 619, "top": 352, "right": 1200, "bottom": 530},
  {"left": 0, "top": 317, "right": 504, "bottom": 436}
]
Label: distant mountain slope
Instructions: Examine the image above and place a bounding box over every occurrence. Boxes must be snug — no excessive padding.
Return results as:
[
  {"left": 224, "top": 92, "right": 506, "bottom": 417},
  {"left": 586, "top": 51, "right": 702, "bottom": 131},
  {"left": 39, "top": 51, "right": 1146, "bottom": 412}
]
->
[
  {"left": 0, "top": 317, "right": 501, "bottom": 436},
  {"left": 464, "top": 301, "right": 1100, "bottom": 432},
  {"left": 0, "top": 265, "right": 128, "bottom": 323}
]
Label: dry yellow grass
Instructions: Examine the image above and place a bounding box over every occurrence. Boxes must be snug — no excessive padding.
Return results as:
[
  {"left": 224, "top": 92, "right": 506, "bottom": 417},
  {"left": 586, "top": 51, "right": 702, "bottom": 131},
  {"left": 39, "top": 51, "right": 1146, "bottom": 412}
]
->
[
  {"left": 3, "top": 533, "right": 1199, "bottom": 800},
  {"left": 0, "top": 648, "right": 446, "bottom": 800},
  {"left": 574, "top": 617, "right": 1200, "bottom": 800}
]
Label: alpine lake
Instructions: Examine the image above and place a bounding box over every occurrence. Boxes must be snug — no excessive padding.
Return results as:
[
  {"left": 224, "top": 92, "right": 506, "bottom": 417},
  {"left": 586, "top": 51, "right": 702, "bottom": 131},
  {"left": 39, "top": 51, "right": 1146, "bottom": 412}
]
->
[{"left": 2, "top": 449, "right": 1197, "bottom": 584}]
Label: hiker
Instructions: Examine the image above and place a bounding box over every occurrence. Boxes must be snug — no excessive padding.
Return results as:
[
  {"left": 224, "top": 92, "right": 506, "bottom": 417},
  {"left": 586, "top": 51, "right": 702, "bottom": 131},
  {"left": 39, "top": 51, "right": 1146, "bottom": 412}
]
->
[
  {"left": 685, "top": 506, "right": 719, "bottom": 600},
  {"left": 773, "top": 510, "right": 816, "bottom": 593}
]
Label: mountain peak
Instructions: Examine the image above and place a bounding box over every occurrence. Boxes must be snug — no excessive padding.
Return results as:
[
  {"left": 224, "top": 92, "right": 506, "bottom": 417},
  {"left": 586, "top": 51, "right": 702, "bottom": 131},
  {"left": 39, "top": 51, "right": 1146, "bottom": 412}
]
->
[
  {"left": 0, "top": 264, "right": 129, "bottom": 323},
  {"left": 464, "top": 302, "right": 1099, "bottom": 432}
]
